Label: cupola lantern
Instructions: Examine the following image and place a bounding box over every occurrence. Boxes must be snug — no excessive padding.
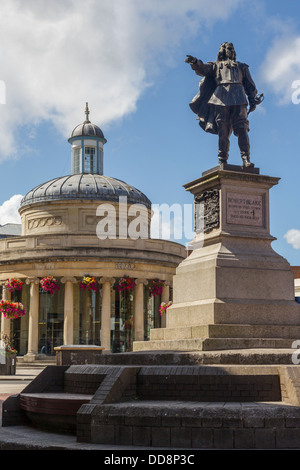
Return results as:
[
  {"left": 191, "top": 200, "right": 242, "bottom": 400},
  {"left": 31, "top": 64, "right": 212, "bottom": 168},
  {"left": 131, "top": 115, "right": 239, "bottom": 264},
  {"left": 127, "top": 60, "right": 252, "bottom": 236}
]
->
[{"left": 68, "top": 103, "right": 107, "bottom": 175}]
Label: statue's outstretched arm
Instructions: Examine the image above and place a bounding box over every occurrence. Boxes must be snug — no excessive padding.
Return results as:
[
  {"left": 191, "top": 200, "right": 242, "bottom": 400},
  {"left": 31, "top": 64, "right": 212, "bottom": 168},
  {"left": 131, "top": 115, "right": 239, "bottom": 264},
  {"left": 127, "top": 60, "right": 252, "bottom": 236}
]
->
[{"left": 185, "top": 55, "right": 214, "bottom": 77}]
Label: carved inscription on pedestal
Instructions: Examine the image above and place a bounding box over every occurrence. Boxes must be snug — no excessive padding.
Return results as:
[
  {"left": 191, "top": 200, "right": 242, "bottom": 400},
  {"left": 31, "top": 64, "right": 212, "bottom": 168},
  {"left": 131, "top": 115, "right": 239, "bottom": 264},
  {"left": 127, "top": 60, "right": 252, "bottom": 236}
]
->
[{"left": 226, "top": 192, "right": 263, "bottom": 226}]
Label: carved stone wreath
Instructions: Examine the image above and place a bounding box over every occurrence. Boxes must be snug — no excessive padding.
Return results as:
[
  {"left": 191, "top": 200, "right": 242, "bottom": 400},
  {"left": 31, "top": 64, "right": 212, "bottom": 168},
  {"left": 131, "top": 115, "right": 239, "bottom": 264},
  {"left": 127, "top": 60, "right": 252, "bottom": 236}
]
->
[{"left": 194, "top": 189, "right": 220, "bottom": 234}]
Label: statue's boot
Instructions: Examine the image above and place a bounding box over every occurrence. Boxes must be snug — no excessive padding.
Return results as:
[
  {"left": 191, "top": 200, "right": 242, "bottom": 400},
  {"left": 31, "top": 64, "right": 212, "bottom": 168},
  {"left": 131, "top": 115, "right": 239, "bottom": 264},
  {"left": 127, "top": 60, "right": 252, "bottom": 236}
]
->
[
  {"left": 242, "top": 155, "right": 254, "bottom": 168},
  {"left": 218, "top": 156, "right": 228, "bottom": 165}
]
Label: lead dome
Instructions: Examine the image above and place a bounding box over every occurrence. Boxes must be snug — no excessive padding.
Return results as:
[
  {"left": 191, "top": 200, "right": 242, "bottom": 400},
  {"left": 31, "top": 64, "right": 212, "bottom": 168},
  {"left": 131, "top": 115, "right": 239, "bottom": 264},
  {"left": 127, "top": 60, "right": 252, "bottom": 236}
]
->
[
  {"left": 20, "top": 174, "right": 151, "bottom": 208},
  {"left": 20, "top": 103, "right": 151, "bottom": 209}
]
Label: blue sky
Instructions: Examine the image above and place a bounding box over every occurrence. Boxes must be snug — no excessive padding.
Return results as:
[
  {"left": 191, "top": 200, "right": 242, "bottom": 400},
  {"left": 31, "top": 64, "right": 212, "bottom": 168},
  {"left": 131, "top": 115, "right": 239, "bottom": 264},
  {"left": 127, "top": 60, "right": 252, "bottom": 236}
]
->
[{"left": 1, "top": 0, "right": 300, "bottom": 265}]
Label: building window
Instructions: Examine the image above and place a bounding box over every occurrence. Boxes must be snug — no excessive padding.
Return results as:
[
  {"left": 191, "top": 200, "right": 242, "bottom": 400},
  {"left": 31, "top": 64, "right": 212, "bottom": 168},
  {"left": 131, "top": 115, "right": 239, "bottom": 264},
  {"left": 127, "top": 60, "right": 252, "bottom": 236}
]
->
[
  {"left": 78, "top": 287, "right": 101, "bottom": 345},
  {"left": 111, "top": 287, "right": 134, "bottom": 353},
  {"left": 38, "top": 284, "right": 65, "bottom": 355},
  {"left": 10, "top": 285, "right": 30, "bottom": 356},
  {"left": 73, "top": 147, "right": 81, "bottom": 174},
  {"left": 145, "top": 289, "right": 161, "bottom": 340},
  {"left": 84, "top": 147, "right": 96, "bottom": 173}
]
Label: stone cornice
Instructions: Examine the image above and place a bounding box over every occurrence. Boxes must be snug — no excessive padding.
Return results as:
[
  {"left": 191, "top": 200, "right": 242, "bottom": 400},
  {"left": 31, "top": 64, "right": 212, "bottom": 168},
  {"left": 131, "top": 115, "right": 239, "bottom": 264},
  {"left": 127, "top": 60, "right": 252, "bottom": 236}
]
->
[
  {"left": 61, "top": 277, "right": 77, "bottom": 284},
  {"left": 99, "top": 277, "right": 115, "bottom": 285}
]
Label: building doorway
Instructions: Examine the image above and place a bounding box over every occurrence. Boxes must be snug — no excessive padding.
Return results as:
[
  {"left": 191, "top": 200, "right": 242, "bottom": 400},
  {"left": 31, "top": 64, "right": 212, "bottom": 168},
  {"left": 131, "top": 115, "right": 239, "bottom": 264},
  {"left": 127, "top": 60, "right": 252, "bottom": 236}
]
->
[
  {"left": 38, "top": 286, "right": 64, "bottom": 355},
  {"left": 111, "top": 288, "right": 134, "bottom": 353}
]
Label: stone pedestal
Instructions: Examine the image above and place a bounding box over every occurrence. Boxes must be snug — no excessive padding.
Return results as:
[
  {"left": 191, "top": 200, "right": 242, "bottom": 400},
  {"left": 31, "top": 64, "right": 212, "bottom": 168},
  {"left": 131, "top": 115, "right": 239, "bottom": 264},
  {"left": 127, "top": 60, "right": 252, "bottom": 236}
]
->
[
  {"left": 54, "top": 345, "right": 104, "bottom": 365},
  {"left": 0, "top": 354, "right": 16, "bottom": 375},
  {"left": 133, "top": 165, "right": 300, "bottom": 352}
]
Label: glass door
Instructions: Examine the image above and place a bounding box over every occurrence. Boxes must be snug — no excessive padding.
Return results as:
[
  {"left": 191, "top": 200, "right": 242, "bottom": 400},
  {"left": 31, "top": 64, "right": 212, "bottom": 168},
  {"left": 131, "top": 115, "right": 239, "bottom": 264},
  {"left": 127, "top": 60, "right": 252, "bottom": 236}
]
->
[
  {"left": 111, "top": 288, "right": 134, "bottom": 353},
  {"left": 38, "top": 285, "right": 64, "bottom": 355}
]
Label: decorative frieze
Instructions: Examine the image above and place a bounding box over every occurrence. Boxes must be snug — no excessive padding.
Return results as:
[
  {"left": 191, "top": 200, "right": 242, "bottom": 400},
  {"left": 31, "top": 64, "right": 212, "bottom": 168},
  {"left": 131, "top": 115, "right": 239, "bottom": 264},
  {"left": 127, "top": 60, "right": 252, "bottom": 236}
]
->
[
  {"left": 28, "top": 216, "right": 62, "bottom": 230},
  {"left": 194, "top": 189, "right": 220, "bottom": 234},
  {"left": 115, "top": 262, "right": 136, "bottom": 270}
]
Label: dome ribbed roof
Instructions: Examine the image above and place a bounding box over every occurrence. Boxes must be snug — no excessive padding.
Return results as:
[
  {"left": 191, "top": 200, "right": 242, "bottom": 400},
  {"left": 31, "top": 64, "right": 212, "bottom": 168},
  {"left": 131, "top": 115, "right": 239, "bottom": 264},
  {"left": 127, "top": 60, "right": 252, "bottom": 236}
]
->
[
  {"left": 20, "top": 174, "right": 151, "bottom": 209},
  {"left": 69, "top": 103, "right": 106, "bottom": 141},
  {"left": 70, "top": 122, "right": 106, "bottom": 140}
]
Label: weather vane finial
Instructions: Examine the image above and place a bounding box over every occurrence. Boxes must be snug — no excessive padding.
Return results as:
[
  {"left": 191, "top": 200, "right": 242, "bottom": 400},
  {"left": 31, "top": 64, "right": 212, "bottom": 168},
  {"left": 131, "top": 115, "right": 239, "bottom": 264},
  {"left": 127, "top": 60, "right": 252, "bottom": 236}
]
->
[{"left": 84, "top": 102, "right": 90, "bottom": 123}]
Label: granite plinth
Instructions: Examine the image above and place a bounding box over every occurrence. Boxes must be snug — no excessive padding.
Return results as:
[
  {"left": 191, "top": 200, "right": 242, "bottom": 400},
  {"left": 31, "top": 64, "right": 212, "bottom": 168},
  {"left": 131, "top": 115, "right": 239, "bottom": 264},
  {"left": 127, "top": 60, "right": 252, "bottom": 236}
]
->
[
  {"left": 133, "top": 167, "right": 300, "bottom": 353},
  {"left": 54, "top": 345, "right": 104, "bottom": 366}
]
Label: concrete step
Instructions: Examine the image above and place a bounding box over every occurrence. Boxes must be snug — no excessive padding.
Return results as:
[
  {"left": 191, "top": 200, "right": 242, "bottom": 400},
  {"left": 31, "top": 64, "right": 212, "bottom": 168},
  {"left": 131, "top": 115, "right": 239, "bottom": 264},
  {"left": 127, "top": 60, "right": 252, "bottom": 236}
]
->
[
  {"left": 166, "top": 301, "right": 300, "bottom": 328},
  {"left": 20, "top": 392, "right": 93, "bottom": 434},
  {"left": 17, "top": 356, "right": 56, "bottom": 368},
  {"left": 133, "top": 337, "right": 296, "bottom": 352},
  {"left": 137, "top": 366, "right": 281, "bottom": 402},
  {"left": 134, "top": 338, "right": 205, "bottom": 351},
  {"left": 150, "top": 324, "right": 300, "bottom": 341},
  {"left": 202, "top": 337, "right": 296, "bottom": 350},
  {"left": 89, "top": 401, "right": 300, "bottom": 449}
]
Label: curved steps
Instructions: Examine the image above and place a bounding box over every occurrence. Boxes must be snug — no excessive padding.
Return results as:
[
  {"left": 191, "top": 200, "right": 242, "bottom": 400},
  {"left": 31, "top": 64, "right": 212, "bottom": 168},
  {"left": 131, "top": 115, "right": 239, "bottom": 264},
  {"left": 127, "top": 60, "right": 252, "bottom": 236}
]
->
[{"left": 20, "top": 392, "right": 93, "bottom": 434}]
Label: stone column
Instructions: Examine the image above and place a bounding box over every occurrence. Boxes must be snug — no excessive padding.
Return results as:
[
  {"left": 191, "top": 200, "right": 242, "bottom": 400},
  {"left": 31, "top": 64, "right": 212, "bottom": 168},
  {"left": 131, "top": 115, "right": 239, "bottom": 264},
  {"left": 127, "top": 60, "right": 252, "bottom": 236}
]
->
[
  {"left": 99, "top": 277, "right": 115, "bottom": 352},
  {"left": 134, "top": 279, "right": 148, "bottom": 341},
  {"left": 161, "top": 281, "right": 171, "bottom": 328},
  {"left": 0, "top": 282, "right": 11, "bottom": 338},
  {"left": 61, "top": 277, "right": 77, "bottom": 345},
  {"left": 24, "top": 278, "right": 40, "bottom": 361}
]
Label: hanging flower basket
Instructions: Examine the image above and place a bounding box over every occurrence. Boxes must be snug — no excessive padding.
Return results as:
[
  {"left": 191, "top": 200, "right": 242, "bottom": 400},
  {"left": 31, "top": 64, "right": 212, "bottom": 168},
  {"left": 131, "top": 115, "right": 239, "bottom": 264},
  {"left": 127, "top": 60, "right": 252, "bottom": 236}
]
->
[
  {"left": 6, "top": 278, "right": 23, "bottom": 293},
  {"left": 159, "top": 301, "right": 172, "bottom": 316},
  {"left": 149, "top": 279, "right": 165, "bottom": 297},
  {"left": 116, "top": 277, "right": 136, "bottom": 292},
  {"left": 40, "top": 276, "right": 60, "bottom": 295},
  {"left": 80, "top": 276, "right": 99, "bottom": 293},
  {"left": 0, "top": 300, "right": 26, "bottom": 319}
]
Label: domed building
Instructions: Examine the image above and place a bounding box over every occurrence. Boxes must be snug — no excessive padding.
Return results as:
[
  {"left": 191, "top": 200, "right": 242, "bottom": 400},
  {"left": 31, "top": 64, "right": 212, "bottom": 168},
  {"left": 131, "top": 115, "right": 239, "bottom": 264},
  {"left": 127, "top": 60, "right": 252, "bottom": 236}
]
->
[{"left": 0, "top": 104, "right": 186, "bottom": 361}]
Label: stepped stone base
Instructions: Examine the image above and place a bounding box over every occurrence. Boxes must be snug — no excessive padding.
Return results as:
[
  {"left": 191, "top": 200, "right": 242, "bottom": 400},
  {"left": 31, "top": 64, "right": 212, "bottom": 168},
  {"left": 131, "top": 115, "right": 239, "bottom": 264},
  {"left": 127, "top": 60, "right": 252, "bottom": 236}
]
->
[
  {"left": 133, "top": 322, "right": 300, "bottom": 353},
  {"left": 93, "top": 400, "right": 300, "bottom": 449},
  {"left": 3, "top": 166, "right": 300, "bottom": 449},
  {"left": 96, "top": 349, "right": 297, "bottom": 365},
  {"left": 3, "top": 359, "right": 300, "bottom": 449},
  {"left": 133, "top": 166, "right": 300, "bottom": 355}
]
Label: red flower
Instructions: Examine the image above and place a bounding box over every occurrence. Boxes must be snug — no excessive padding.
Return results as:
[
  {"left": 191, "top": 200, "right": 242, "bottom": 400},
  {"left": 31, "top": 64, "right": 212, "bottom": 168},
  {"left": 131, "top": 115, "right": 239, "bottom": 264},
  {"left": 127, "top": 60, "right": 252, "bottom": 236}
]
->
[
  {"left": 149, "top": 279, "right": 165, "bottom": 297},
  {"left": 6, "top": 278, "right": 23, "bottom": 293},
  {"left": 40, "top": 276, "right": 60, "bottom": 295},
  {"left": 80, "top": 276, "right": 99, "bottom": 293},
  {"left": 0, "top": 300, "right": 26, "bottom": 319},
  {"left": 116, "top": 277, "right": 136, "bottom": 292}
]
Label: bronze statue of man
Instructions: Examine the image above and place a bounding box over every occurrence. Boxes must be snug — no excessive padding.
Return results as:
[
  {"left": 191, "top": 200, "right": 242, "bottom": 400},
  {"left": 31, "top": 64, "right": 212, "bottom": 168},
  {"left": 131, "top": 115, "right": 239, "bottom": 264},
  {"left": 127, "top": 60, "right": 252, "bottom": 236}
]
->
[{"left": 185, "top": 42, "right": 263, "bottom": 168}]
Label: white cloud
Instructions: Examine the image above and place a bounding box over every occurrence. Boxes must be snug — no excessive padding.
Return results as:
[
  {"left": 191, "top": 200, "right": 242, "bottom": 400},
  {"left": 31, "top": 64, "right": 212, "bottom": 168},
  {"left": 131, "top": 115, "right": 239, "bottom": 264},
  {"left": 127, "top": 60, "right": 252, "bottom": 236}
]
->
[
  {"left": 261, "top": 35, "right": 300, "bottom": 104},
  {"left": 284, "top": 229, "right": 300, "bottom": 250},
  {"left": 0, "top": 0, "right": 242, "bottom": 160},
  {"left": 0, "top": 194, "right": 23, "bottom": 225}
]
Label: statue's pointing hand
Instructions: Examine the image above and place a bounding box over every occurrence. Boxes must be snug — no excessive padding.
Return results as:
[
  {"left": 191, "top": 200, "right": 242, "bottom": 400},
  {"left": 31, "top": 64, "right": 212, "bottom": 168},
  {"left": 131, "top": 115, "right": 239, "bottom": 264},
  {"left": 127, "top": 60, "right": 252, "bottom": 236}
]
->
[{"left": 185, "top": 55, "right": 197, "bottom": 64}]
